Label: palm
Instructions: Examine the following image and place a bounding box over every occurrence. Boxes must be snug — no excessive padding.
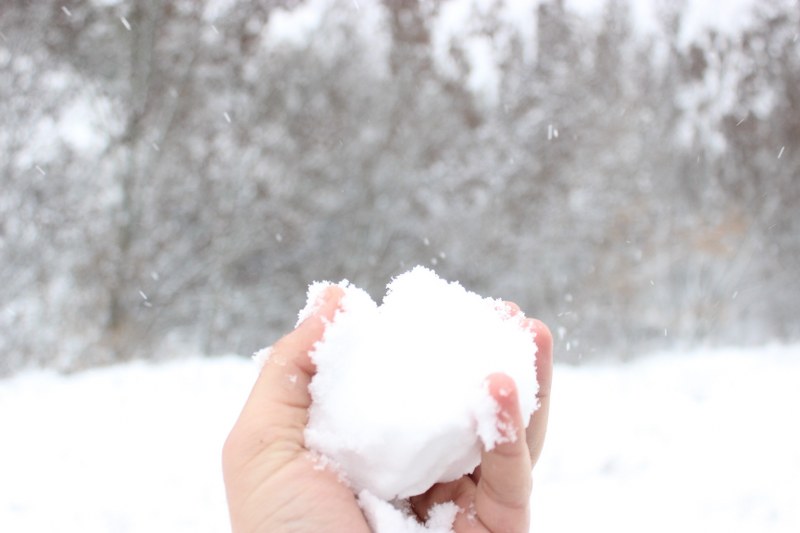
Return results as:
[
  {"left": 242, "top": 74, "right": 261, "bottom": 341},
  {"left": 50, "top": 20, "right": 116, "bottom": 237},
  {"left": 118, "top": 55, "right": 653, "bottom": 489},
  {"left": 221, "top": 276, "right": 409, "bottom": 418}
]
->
[{"left": 253, "top": 453, "right": 372, "bottom": 532}]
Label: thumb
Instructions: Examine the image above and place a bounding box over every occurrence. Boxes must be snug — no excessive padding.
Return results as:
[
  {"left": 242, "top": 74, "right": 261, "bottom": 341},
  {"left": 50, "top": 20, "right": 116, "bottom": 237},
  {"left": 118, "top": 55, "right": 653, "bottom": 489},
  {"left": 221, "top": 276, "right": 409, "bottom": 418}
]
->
[{"left": 236, "top": 285, "right": 344, "bottom": 449}]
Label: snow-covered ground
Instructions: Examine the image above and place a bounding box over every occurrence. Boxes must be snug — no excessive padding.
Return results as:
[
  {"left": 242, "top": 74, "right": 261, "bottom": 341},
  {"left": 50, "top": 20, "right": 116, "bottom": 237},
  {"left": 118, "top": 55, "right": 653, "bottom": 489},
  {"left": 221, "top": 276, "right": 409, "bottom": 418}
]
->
[{"left": 1, "top": 345, "right": 798, "bottom": 533}]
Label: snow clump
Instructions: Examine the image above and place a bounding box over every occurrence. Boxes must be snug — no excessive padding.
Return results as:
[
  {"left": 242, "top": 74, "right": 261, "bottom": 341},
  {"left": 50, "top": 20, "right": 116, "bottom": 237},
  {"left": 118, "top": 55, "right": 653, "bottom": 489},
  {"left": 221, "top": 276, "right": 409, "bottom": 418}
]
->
[{"left": 297, "top": 266, "right": 539, "bottom": 532}]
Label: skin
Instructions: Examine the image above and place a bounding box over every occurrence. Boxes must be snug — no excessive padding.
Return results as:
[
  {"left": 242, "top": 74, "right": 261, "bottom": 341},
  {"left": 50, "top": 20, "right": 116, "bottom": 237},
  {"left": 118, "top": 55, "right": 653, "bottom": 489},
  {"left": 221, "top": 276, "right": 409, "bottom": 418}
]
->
[{"left": 222, "top": 286, "right": 553, "bottom": 533}]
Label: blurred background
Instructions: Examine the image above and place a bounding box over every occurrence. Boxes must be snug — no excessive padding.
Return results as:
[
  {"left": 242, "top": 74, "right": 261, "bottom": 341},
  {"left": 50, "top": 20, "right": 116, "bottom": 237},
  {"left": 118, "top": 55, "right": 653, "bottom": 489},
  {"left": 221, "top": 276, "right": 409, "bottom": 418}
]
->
[
  {"left": 2, "top": 3, "right": 800, "bottom": 532},
  {"left": 1, "top": 0, "right": 799, "bottom": 374}
]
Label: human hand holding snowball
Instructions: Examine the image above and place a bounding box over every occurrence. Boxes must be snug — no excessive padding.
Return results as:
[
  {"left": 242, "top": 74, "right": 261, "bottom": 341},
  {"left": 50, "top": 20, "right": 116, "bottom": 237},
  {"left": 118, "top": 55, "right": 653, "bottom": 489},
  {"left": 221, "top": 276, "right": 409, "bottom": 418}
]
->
[{"left": 223, "top": 269, "right": 553, "bottom": 533}]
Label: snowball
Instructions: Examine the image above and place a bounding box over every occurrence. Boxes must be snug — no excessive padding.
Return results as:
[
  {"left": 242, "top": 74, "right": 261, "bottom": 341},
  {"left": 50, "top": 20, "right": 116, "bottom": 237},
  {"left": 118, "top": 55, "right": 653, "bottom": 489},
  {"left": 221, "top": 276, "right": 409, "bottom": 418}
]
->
[
  {"left": 358, "top": 490, "right": 460, "bottom": 533},
  {"left": 301, "top": 266, "right": 539, "bottom": 531}
]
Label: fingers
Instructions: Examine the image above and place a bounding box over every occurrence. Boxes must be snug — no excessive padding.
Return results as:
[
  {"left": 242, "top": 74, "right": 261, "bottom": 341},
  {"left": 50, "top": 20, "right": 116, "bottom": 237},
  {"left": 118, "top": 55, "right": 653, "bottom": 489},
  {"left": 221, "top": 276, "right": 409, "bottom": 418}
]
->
[
  {"left": 235, "top": 285, "right": 344, "bottom": 447},
  {"left": 498, "top": 301, "right": 554, "bottom": 466},
  {"left": 411, "top": 304, "right": 549, "bottom": 533},
  {"left": 527, "top": 318, "right": 553, "bottom": 466},
  {"left": 408, "top": 478, "right": 475, "bottom": 526},
  {"left": 411, "top": 374, "right": 535, "bottom": 532},
  {"left": 473, "top": 373, "right": 532, "bottom": 533}
]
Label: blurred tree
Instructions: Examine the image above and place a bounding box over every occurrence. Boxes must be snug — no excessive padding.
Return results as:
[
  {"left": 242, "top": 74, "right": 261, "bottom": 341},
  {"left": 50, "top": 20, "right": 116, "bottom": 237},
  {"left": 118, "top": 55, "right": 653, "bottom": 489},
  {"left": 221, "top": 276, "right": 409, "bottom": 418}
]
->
[{"left": 1, "top": 0, "right": 798, "bottom": 373}]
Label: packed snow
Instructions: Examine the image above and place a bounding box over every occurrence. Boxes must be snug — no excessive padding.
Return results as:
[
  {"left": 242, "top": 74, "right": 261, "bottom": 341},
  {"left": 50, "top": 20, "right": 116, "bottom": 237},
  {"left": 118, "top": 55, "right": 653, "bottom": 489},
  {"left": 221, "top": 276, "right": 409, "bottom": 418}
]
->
[
  {"left": 281, "top": 267, "right": 538, "bottom": 530},
  {"left": 1, "top": 345, "right": 798, "bottom": 533}
]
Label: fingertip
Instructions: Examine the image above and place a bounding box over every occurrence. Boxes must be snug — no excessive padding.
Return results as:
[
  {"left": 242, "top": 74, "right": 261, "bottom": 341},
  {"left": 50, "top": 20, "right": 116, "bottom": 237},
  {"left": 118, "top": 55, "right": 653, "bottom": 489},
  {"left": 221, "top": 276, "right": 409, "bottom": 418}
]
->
[
  {"left": 298, "top": 284, "right": 345, "bottom": 328},
  {"left": 321, "top": 283, "right": 345, "bottom": 307},
  {"left": 500, "top": 300, "right": 522, "bottom": 317},
  {"left": 486, "top": 372, "right": 519, "bottom": 413},
  {"left": 527, "top": 319, "right": 553, "bottom": 395}
]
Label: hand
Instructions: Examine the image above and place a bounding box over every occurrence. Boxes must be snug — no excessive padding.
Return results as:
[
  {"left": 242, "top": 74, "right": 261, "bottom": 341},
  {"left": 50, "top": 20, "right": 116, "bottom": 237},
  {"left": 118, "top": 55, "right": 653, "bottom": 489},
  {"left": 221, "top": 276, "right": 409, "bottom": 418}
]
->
[{"left": 222, "top": 287, "right": 553, "bottom": 533}]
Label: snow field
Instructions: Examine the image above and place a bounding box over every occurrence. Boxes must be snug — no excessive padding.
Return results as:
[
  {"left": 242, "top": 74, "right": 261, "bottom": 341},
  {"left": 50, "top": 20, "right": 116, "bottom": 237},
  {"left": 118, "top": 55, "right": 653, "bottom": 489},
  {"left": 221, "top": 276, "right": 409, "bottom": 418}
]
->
[
  {"left": 533, "top": 345, "right": 800, "bottom": 532},
  {"left": 0, "top": 359, "right": 252, "bottom": 533},
  {"left": 1, "top": 345, "right": 798, "bottom": 532}
]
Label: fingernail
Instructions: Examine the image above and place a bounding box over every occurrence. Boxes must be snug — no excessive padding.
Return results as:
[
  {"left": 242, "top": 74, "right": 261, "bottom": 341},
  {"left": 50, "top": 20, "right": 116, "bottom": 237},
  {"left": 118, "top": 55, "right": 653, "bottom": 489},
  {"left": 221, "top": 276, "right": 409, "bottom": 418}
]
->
[{"left": 296, "top": 282, "right": 333, "bottom": 327}]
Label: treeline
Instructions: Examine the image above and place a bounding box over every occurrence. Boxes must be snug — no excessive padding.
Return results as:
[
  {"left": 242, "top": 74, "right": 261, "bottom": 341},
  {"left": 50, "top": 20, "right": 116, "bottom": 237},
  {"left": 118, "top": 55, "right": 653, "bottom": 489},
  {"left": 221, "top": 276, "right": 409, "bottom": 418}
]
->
[{"left": 1, "top": 0, "right": 798, "bottom": 373}]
